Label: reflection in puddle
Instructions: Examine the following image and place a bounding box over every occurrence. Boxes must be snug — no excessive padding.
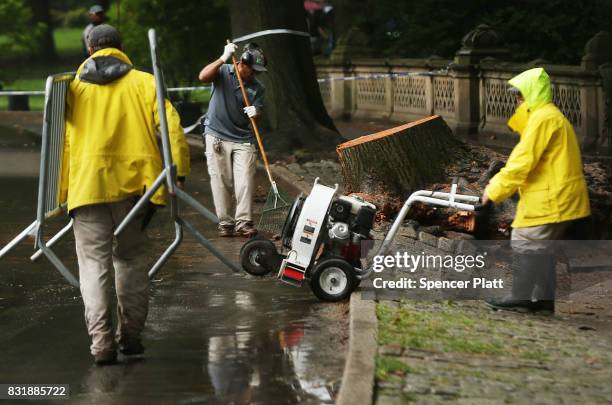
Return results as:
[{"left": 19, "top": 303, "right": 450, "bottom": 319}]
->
[
  {"left": 235, "top": 290, "right": 254, "bottom": 309},
  {"left": 205, "top": 322, "right": 334, "bottom": 404},
  {"left": 208, "top": 293, "right": 227, "bottom": 308},
  {"left": 287, "top": 345, "right": 333, "bottom": 402}
]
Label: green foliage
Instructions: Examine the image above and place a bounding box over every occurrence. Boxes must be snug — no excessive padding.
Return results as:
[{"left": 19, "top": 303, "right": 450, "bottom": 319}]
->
[
  {"left": 50, "top": 0, "right": 90, "bottom": 12},
  {"left": 118, "top": 0, "right": 230, "bottom": 88},
  {"left": 355, "top": 0, "right": 612, "bottom": 63},
  {"left": 57, "top": 7, "right": 88, "bottom": 28},
  {"left": 0, "top": 0, "right": 45, "bottom": 83}
]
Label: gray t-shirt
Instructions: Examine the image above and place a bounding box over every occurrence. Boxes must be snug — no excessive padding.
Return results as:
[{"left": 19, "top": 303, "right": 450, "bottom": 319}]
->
[{"left": 204, "top": 64, "right": 265, "bottom": 143}]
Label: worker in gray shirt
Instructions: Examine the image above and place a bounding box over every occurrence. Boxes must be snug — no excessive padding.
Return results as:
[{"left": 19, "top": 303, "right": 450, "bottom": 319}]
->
[{"left": 198, "top": 42, "right": 266, "bottom": 237}]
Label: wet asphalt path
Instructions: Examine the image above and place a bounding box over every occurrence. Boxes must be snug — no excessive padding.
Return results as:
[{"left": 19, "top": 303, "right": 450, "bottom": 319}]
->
[{"left": 0, "top": 139, "right": 347, "bottom": 404}]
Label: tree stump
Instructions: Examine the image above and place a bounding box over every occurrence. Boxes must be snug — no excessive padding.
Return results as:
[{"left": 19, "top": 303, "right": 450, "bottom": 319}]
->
[{"left": 336, "top": 115, "right": 461, "bottom": 196}]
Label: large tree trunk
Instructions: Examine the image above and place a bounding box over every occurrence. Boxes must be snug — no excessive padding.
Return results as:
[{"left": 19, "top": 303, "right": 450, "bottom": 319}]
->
[
  {"left": 228, "top": 0, "right": 341, "bottom": 156},
  {"left": 26, "top": 0, "right": 56, "bottom": 60},
  {"left": 337, "top": 116, "right": 461, "bottom": 196}
]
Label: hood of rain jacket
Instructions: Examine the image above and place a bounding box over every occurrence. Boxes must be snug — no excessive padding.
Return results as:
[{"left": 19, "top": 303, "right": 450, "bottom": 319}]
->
[
  {"left": 79, "top": 55, "right": 133, "bottom": 84},
  {"left": 508, "top": 67, "right": 552, "bottom": 112}
]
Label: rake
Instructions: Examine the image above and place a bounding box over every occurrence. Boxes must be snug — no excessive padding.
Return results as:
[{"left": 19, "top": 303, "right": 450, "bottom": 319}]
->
[{"left": 228, "top": 41, "right": 292, "bottom": 234}]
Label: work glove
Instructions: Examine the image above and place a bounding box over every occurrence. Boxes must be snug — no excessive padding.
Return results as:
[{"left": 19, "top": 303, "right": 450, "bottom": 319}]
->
[
  {"left": 243, "top": 106, "right": 257, "bottom": 118},
  {"left": 221, "top": 43, "right": 237, "bottom": 63}
]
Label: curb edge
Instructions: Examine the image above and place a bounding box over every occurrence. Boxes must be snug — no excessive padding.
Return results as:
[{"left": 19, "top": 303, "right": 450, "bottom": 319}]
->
[{"left": 336, "top": 291, "right": 378, "bottom": 405}]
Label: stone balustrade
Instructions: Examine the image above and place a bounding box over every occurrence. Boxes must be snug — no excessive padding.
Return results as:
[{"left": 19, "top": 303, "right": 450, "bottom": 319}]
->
[{"left": 316, "top": 28, "right": 612, "bottom": 157}]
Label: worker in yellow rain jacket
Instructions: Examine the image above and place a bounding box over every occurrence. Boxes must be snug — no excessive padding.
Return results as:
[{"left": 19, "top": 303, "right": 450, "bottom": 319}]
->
[
  {"left": 59, "top": 24, "right": 190, "bottom": 365},
  {"left": 482, "top": 67, "right": 590, "bottom": 314}
]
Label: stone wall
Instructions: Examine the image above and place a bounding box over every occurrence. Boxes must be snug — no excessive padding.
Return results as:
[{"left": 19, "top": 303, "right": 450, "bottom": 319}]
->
[{"left": 316, "top": 26, "right": 612, "bottom": 157}]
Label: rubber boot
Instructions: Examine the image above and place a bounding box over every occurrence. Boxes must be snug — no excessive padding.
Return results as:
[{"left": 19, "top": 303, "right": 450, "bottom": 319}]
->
[
  {"left": 529, "top": 254, "right": 556, "bottom": 314},
  {"left": 485, "top": 253, "right": 538, "bottom": 313}
]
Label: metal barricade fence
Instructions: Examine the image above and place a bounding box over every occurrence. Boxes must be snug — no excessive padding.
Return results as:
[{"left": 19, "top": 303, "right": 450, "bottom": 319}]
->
[
  {"left": 42, "top": 73, "right": 72, "bottom": 218},
  {"left": 0, "top": 72, "right": 79, "bottom": 286}
]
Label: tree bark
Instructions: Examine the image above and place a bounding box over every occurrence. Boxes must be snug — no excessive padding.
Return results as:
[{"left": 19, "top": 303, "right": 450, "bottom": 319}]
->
[
  {"left": 26, "top": 0, "right": 56, "bottom": 60},
  {"left": 228, "top": 0, "right": 341, "bottom": 156},
  {"left": 337, "top": 116, "right": 461, "bottom": 196}
]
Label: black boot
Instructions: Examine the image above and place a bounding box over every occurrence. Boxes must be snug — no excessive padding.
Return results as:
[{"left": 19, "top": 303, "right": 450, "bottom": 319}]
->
[
  {"left": 529, "top": 254, "right": 556, "bottom": 314},
  {"left": 486, "top": 253, "right": 537, "bottom": 312}
]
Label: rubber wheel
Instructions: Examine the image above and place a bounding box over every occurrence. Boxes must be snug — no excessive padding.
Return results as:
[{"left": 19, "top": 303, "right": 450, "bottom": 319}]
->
[
  {"left": 240, "top": 239, "right": 278, "bottom": 276},
  {"left": 318, "top": 253, "right": 363, "bottom": 288},
  {"left": 309, "top": 258, "right": 356, "bottom": 302},
  {"left": 320, "top": 253, "right": 363, "bottom": 288},
  {"left": 239, "top": 233, "right": 267, "bottom": 256}
]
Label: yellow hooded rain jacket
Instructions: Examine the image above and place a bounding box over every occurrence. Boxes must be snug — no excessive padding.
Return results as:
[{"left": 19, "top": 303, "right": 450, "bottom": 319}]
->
[
  {"left": 487, "top": 67, "right": 590, "bottom": 228},
  {"left": 59, "top": 48, "right": 190, "bottom": 212}
]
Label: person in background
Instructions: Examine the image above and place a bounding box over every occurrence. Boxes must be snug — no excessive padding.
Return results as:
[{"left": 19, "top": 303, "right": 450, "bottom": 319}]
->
[
  {"left": 305, "top": 1, "right": 324, "bottom": 54},
  {"left": 197, "top": 42, "right": 266, "bottom": 238},
  {"left": 321, "top": 2, "right": 335, "bottom": 55},
  {"left": 482, "top": 67, "right": 591, "bottom": 314},
  {"left": 82, "top": 5, "right": 106, "bottom": 57},
  {"left": 62, "top": 24, "right": 190, "bottom": 365}
]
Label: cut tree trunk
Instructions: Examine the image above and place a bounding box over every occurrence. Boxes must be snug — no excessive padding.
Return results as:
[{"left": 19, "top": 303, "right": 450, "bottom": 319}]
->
[
  {"left": 228, "top": 0, "right": 341, "bottom": 155},
  {"left": 336, "top": 115, "right": 462, "bottom": 196}
]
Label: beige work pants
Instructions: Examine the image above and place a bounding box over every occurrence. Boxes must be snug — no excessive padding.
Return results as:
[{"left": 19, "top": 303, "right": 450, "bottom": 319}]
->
[
  {"left": 205, "top": 134, "right": 257, "bottom": 230},
  {"left": 511, "top": 221, "right": 570, "bottom": 253},
  {"left": 73, "top": 199, "right": 148, "bottom": 356}
]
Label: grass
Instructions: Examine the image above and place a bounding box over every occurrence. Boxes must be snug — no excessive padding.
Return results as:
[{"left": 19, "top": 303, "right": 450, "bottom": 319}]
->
[
  {"left": 376, "top": 302, "right": 549, "bottom": 360},
  {"left": 376, "top": 356, "right": 412, "bottom": 382},
  {"left": 0, "top": 77, "right": 59, "bottom": 112},
  {"left": 0, "top": 78, "right": 47, "bottom": 111},
  {"left": 54, "top": 28, "right": 84, "bottom": 57}
]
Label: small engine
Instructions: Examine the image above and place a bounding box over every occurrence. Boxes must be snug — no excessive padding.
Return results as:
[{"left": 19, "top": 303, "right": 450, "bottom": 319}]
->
[{"left": 323, "top": 195, "right": 376, "bottom": 267}]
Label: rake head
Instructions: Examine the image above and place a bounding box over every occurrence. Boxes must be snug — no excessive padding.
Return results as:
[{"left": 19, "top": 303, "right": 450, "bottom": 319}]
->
[{"left": 257, "top": 187, "right": 292, "bottom": 234}]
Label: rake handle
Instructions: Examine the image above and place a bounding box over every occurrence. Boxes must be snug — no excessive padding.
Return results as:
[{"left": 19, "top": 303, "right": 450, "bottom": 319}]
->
[{"left": 227, "top": 40, "right": 275, "bottom": 189}]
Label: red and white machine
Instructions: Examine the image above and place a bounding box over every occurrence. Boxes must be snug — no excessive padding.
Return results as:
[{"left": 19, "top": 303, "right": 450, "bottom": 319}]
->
[{"left": 240, "top": 178, "right": 376, "bottom": 301}]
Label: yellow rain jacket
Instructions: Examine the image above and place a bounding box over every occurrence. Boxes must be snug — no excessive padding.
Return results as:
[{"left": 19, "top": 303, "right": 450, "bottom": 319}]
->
[
  {"left": 60, "top": 48, "right": 190, "bottom": 212},
  {"left": 487, "top": 68, "right": 590, "bottom": 228}
]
